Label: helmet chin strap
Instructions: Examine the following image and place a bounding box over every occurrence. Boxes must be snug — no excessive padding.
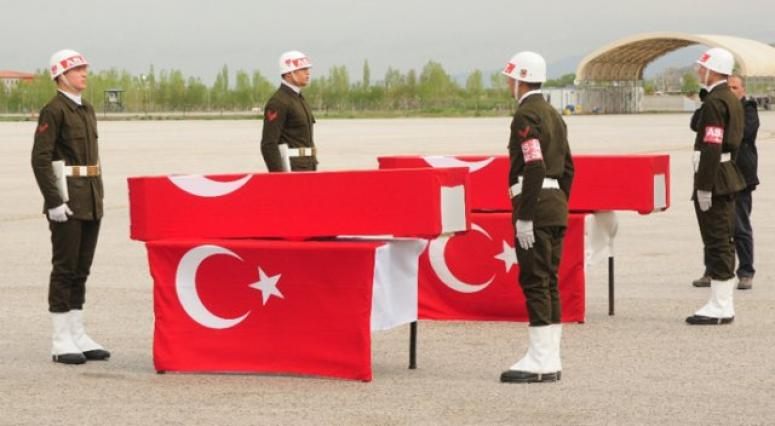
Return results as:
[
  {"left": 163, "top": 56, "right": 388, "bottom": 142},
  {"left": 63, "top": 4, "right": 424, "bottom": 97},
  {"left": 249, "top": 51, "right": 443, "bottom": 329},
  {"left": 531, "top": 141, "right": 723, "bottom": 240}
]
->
[
  {"left": 702, "top": 68, "right": 710, "bottom": 90},
  {"left": 513, "top": 80, "right": 521, "bottom": 100}
]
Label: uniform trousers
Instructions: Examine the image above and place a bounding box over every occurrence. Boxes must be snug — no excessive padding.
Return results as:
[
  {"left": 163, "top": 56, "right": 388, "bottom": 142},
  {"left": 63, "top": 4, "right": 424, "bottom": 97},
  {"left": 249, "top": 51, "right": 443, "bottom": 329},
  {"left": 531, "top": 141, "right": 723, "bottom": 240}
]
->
[
  {"left": 48, "top": 218, "right": 101, "bottom": 313},
  {"left": 734, "top": 188, "right": 755, "bottom": 278},
  {"left": 515, "top": 226, "right": 566, "bottom": 326},
  {"left": 695, "top": 194, "right": 735, "bottom": 281}
]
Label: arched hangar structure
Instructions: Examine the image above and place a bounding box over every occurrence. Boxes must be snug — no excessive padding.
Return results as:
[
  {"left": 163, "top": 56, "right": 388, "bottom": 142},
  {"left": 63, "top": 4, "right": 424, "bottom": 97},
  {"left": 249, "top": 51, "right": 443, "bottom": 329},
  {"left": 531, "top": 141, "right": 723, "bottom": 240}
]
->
[{"left": 574, "top": 32, "right": 775, "bottom": 113}]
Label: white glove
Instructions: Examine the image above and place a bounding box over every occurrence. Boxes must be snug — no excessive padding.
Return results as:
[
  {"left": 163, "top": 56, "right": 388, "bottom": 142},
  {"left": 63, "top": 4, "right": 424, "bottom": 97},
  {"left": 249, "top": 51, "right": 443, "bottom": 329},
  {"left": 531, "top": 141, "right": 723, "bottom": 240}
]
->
[
  {"left": 516, "top": 220, "right": 535, "bottom": 250},
  {"left": 696, "top": 190, "right": 712, "bottom": 212},
  {"left": 48, "top": 203, "right": 73, "bottom": 222}
]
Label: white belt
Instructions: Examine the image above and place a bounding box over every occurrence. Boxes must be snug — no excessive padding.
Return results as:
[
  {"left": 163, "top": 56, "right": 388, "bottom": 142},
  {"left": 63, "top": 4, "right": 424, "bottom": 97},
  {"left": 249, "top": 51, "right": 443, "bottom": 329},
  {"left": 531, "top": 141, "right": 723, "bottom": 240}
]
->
[
  {"left": 692, "top": 151, "right": 731, "bottom": 173},
  {"left": 65, "top": 164, "right": 101, "bottom": 177},
  {"left": 509, "top": 178, "right": 560, "bottom": 198},
  {"left": 287, "top": 147, "right": 317, "bottom": 157}
]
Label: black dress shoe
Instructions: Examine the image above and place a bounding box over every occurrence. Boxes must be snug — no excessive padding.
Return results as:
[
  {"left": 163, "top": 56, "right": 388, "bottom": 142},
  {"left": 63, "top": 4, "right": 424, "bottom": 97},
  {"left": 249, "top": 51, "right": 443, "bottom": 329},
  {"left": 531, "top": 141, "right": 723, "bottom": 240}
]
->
[
  {"left": 52, "top": 353, "right": 87, "bottom": 365},
  {"left": 500, "top": 369, "right": 559, "bottom": 383},
  {"left": 83, "top": 349, "right": 111, "bottom": 360},
  {"left": 686, "top": 315, "right": 734, "bottom": 325},
  {"left": 692, "top": 276, "right": 711, "bottom": 287}
]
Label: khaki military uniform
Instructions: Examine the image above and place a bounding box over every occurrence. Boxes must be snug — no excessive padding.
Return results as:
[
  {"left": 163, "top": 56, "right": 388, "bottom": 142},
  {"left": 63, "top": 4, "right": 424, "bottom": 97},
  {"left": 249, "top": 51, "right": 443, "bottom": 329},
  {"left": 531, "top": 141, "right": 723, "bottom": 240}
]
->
[
  {"left": 693, "top": 82, "right": 746, "bottom": 280},
  {"left": 509, "top": 92, "right": 574, "bottom": 326},
  {"left": 31, "top": 92, "right": 103, "bottom": 313},
  {"left": 260, "top": 84, "right": 317, "bottom": 172}
]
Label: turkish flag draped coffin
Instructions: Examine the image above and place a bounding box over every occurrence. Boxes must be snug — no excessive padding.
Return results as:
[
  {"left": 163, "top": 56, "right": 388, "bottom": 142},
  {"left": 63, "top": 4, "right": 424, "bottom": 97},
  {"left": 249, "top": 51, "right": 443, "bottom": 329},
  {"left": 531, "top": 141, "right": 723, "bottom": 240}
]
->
[
  {"left": 378, "top": 154, "right": 670, "bottom": 214},
  {"left": 418, "top": 213, "right": 585, "bottom": 322},
  {"left": 146, "top": 238, "right": 426, "bottom": 381},
  {"left": 129, "top": 168, "right": 471, "bottom": 241}
]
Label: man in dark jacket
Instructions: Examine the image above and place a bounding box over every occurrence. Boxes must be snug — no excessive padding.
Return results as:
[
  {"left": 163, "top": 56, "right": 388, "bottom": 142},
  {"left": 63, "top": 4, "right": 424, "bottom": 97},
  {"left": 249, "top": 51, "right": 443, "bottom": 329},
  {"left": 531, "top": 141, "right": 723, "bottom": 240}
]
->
[
  {"left": 499, "top": 51, "right": 574, "bottom": 383},
  {"left": 728, "top": 75, "right": 759, "bottom": 290},
  {"left": 31, "top": 49, "right": 110, "bottom": 364},
  {"left": 686, "top": 48, "right": 746, "bottom": 326},
  {"left": 260, "top": 50, "right": 317, "bottom": 172},
  {"left": 691, "top": 75, "right": 760, "bottom": 290}
]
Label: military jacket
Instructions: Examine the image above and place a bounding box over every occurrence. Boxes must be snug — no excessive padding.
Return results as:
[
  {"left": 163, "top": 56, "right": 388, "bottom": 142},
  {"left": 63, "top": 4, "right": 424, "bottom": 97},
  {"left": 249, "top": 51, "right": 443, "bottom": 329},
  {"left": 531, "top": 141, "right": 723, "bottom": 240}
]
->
[
  {"left": 693, "top": 82, "right": 746, "bottom": 195},
  {"left": 260, "top": 84, "right": 317, "bottom": 171},
  {"left": 509, "top": 93, "right": 574, "bottom": 227},
  {"left": 31, "top": 92, "right": 103, "bottom": 221}
]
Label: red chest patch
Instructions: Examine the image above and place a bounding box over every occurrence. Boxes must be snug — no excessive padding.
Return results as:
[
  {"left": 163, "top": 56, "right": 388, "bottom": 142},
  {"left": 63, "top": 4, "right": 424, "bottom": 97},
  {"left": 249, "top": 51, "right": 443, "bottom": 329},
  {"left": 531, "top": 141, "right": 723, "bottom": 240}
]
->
[
  {"left": 517, "top": 126, "right": 531, "bottom": 139},
  {"left": 703, "top": 126, "right": 724, "bottom": 144},
  {"left": 521, "top": 138, "right": 543, "bottom": 163},
  {"left": 266, "top": 110, "right": 278, "bottom": 122}
]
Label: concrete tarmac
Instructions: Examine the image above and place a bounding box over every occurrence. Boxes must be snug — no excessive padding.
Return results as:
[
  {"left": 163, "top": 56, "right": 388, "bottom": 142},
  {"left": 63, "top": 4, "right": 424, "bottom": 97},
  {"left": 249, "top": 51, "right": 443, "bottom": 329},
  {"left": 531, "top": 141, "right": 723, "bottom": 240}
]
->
[{"left": 1, "top": 113, "right": 774, "bottom": 425}]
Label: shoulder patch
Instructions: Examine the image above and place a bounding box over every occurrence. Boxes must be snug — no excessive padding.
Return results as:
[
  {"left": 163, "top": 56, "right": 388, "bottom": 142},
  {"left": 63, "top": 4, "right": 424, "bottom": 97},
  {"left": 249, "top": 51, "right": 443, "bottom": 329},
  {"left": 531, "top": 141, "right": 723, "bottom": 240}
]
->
[
  {"left": 517, "top": 126, "right": 530, "bottom": 138},
  {"left": 266, "top": 110, "right": 278, "bottom": 122},
  {"left": 36, "top": 123, "right": 49, "bottom": 134}
]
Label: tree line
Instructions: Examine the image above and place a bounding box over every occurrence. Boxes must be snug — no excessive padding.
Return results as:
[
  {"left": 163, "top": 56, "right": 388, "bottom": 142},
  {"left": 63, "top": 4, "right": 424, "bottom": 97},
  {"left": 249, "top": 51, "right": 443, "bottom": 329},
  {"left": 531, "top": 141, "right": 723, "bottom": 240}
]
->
[{"left": 0, "top": 61, "right": 577, "bottom": 115}]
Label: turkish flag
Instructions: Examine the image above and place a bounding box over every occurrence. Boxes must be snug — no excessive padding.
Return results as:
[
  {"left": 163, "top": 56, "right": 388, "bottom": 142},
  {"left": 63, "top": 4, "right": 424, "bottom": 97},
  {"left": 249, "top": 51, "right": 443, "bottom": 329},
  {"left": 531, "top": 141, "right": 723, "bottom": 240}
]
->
[
  {"left": 146, "top": 238, "right": 424, "bottom": 381},
  {"left": 379, "top": 156, "right": 509, "bottom": 212},
  {"left": 129, "top": 168, "right": 471, "bottom": 241},
  {"left": 418, "top": 212, "right": 585, "bottom": 322},
  {"left": 378, "top": 154, "right": 670, "bottom": 214}
]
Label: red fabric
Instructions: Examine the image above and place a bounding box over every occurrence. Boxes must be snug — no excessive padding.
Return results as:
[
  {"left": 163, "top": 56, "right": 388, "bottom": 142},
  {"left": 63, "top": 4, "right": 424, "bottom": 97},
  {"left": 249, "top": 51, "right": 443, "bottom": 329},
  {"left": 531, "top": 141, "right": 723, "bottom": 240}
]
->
[
  {"left": 129, "top": 168, "right": 471, "bottom": 241},
  {"left": 378, "top": 154, "right": 670, "bottom": 214},
  {"left": 570, "top": 155, "right": 671, "bottom": 214},
  {"left": 379, "top": 156, "right": 509, "bottom": 213},
  {"left": 147, "top": 238, "right": 384, "bottom": 381},
  {"left": 418, "top": 213, "right": 585, "bottom": 322},
  {"left": 521, "top": 139, "right": 543, "bottom": 162},
  {"left": 703, "top": 126, "right": 724, "bottom": 144}
]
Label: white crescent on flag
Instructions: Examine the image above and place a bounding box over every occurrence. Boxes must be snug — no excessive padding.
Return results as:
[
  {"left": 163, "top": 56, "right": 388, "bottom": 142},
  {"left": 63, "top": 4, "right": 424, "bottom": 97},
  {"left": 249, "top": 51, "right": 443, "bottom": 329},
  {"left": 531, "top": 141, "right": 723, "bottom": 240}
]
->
[
  {"left": 428, "top": 224, "right": 495, "bottom": 293},
  {"left": 168, "top": 174, "right": 252, "bottom": 197},
  {"left": 422, "top": 156, "right": 495, "bottom": 173},
  {"left": 175, "top": 245, "right": 251, "bottom": 329}
]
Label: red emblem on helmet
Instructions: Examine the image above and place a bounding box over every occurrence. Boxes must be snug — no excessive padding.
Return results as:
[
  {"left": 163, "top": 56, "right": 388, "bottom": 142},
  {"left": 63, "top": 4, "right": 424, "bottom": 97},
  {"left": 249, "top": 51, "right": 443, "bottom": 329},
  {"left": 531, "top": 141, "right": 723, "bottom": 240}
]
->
[
  {"left": 699, "top": 53, "right": 710, "bottom": 63},
  {"left": 504, "top": 63, "right": 515, "bottom": 74}
]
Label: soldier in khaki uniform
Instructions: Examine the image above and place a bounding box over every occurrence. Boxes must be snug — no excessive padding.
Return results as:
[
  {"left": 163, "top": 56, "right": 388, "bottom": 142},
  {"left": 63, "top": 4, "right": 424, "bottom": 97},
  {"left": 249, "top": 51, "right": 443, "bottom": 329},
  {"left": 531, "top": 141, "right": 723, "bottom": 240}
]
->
[
  {"left": 31, "top": 49, "right": 110, "bottom": 364},
  {"left": 499, "top": 52, "right": 574, "bottom": 383},
  {"left": 686, "top": 48, "right": 746, "bottom": 325},
  {"left": 260, "top": 50, "right": 317, "bottom": 172}
]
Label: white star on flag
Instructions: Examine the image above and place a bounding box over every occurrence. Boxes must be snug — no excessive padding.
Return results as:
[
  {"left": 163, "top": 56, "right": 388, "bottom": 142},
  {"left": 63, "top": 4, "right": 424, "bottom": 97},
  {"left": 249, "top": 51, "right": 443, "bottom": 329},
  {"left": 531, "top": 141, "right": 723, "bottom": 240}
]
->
[
  {"left": 493, "top": 241, "right": 518, "bottom": 273},
  {"left": 248, "top": 267, "right": 284, "bottom": 305}
]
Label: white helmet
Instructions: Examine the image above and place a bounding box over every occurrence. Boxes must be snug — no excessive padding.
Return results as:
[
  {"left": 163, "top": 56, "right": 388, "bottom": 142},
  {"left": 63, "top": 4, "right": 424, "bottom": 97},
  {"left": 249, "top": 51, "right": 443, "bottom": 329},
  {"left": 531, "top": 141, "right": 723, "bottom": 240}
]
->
[
  {"left": 279, "top": 50, "right": 312, "bottom": 75},
  {"left": 49, "top": 49, "right": 89, "bottom": 80},
  {"left": 502, "top": 51, "right": 547, "bottom": 83},
  {"left": 696, "top": 47, "right": 734, "bottom": 76}
]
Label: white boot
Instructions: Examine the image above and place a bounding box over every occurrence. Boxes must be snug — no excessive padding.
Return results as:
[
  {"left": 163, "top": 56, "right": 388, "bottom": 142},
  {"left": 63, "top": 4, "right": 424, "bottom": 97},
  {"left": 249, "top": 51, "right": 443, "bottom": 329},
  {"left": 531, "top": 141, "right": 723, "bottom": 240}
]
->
[
  {"left": 549, "top": 324, "right": 562, "bottom": 379},
  {"left": 500, "top": 325, "right": 558, "bottom": 383},
  {"left": 51, "top": 313, "right": 86, "bottom": 364},
  {"left": 687, "top": 279, "right": 735, "bottom": 325},
  {"left": 70, "top": 310, "right": 110, "bottom": 360}
]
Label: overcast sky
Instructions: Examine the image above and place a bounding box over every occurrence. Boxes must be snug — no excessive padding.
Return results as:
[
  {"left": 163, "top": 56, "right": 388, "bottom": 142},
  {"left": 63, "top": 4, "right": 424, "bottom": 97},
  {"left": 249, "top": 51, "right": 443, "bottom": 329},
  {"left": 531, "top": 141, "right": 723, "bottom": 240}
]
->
[{"left": 2, "top": 0, "right": 773, "bottom": 83}]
